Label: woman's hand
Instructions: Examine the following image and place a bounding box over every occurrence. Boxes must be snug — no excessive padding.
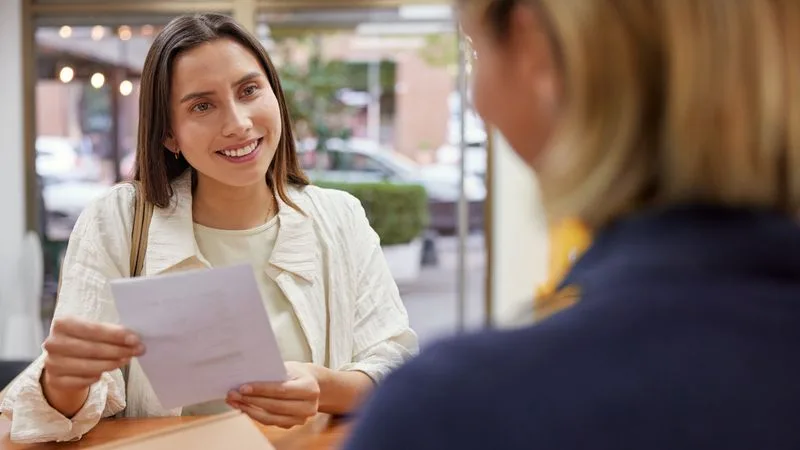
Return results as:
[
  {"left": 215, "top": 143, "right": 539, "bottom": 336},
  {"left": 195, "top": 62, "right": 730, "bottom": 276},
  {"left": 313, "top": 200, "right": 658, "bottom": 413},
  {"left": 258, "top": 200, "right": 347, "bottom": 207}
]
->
[
  {"left": 226, "top": 362, "right": 321, "bottom": 429},
  {"left": 41, "top": 316, "right": 144, "bottom": 417}
]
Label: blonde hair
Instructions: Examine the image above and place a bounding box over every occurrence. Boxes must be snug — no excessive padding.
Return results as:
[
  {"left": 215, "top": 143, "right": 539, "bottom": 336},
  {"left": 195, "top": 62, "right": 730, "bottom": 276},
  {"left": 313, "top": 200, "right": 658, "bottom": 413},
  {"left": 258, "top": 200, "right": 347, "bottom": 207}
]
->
[{"left": 470, "top": 0, "right": 800, "bottom": 228}]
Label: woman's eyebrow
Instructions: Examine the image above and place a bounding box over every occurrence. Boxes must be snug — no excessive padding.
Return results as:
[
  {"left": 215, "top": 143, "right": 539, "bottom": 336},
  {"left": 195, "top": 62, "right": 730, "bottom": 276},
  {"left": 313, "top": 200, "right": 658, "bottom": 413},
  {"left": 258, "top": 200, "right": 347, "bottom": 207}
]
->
[{"left": 179, "top": 72, "right": 262, "bottom": 104}]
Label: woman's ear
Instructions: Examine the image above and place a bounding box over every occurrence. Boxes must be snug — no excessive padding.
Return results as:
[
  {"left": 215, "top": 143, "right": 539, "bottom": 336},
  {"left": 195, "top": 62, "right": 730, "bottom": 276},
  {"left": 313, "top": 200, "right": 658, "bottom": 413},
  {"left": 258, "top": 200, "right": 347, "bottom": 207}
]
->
[{"left": 163, "top": 135, "right": 178, "bottom": 154}]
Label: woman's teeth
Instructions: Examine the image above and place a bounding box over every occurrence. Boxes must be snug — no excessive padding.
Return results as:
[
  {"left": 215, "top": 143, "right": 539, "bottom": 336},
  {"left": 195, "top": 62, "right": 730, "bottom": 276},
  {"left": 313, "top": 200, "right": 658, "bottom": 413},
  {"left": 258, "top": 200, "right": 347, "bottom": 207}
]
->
[{"left": 219, "top": 140, "right": 258, "bottom": 158}]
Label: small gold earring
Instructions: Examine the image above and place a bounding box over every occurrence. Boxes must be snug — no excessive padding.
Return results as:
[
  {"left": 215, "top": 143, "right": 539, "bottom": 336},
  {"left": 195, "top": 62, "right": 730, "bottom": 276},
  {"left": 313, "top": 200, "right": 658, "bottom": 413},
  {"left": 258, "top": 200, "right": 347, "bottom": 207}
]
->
[{"left": 175, "top": 150, "right": 180, "bottom": 160}]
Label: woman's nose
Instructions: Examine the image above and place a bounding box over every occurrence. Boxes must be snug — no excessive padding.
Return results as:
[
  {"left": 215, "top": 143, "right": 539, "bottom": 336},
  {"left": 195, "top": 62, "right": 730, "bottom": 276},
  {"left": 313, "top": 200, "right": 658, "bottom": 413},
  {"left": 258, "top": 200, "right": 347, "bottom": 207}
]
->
[{"left": 222, "top": 103, "right": 253, "bottom": 137}]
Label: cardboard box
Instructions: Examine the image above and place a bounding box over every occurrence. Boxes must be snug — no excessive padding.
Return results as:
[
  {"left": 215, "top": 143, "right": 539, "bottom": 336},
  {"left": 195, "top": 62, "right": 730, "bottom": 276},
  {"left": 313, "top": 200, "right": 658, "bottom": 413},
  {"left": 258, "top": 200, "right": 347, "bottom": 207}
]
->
[{"left": 89, "top": 412, "right": 274, "bottom": 450}]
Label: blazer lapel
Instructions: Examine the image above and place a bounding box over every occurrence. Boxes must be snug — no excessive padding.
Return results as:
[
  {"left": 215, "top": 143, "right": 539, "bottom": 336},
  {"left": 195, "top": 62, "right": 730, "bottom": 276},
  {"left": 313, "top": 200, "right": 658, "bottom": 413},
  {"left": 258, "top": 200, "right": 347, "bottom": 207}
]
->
[
  {"left": 142, "top": 171, "right": 202, "bottom": 276},
  {"left": 267, "top": 189, "right": 328, "bottom": 365}
]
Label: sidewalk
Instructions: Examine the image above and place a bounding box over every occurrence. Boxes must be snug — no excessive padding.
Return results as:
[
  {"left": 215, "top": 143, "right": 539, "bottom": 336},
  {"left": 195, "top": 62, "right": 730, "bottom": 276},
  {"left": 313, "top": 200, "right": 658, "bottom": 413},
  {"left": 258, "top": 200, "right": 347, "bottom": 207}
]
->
[{"left": 398, "top": 234, "right": 487, "bottom": 347}]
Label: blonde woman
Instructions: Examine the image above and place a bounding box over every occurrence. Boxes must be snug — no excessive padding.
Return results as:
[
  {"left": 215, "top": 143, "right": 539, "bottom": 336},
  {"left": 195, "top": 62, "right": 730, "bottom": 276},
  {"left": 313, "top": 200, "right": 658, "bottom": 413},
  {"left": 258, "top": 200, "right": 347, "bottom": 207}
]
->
[{"left": 344, "top": 0, "right": 800, "bottom": 449}]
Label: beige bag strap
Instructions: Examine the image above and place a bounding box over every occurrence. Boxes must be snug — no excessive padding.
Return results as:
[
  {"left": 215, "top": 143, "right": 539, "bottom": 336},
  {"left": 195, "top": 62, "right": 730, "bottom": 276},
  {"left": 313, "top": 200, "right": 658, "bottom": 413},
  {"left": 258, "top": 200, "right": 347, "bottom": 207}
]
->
[
  {"left": 129, "top": 181, "right": 153, "bottom": 278},
  {"left": 0, "top": 182, "right": 153, "bottom": 410},
  {"left": 117, "top": 181, "right": 152, "bottom": 417}
]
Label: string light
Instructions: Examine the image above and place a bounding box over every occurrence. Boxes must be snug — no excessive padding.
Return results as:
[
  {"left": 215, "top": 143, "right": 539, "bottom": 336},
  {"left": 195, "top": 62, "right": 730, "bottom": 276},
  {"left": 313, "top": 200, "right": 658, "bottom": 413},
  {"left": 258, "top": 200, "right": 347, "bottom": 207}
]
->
[
  {"left": 58, "top": 66, "right": 74, "bottom": 83},
  {"left": 119, "top": 80, "right": 133, "bottom": 96},
  {"left": 91, "top": 25, "right": 105, "bottom": 41},
  {"left": 118, "top": 25, "right": 132, "bottom": 41},
  {"left": 90, "top": 73, "right": 105, "bottom": 89}
]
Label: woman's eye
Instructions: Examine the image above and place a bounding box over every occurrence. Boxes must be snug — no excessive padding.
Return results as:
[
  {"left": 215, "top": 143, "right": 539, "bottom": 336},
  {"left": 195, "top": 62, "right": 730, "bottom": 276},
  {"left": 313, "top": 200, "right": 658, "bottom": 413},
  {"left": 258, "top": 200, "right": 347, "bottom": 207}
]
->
[
  {"left": 242, "top": 85, "right": 259, "bottom": 96},
  {"left": 192, "top": 102, "right": 211, "bottom": 113}
]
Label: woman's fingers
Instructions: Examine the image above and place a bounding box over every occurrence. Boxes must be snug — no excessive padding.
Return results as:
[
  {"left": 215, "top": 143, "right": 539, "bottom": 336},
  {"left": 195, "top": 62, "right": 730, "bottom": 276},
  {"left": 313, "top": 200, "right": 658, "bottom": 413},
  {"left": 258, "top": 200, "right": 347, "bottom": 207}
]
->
[
  {"left": 237, "top": 395, "right": 317, "bottom": 418},
  {"left": 44, "top": 334, "right": 143, "bottom": 361},
  {"left": 229, "top": 401, "right": 309, "bottom": 429},
  {"left": 238, "top": 378, "right": 320, "bottom": 401},
  {"left": 44, "top": 354, "right": 129, "bottom": 378},
  {"left": 52, "top": 316, "right": 139, "bottom": 347}
]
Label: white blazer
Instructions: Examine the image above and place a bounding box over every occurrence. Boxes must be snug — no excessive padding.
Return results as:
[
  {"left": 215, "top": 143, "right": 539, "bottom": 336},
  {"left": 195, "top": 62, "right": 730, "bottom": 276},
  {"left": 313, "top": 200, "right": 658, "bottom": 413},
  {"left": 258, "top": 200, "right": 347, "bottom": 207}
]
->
[{"left": 0, "top": 171, "right": 418, "bottom": 443}]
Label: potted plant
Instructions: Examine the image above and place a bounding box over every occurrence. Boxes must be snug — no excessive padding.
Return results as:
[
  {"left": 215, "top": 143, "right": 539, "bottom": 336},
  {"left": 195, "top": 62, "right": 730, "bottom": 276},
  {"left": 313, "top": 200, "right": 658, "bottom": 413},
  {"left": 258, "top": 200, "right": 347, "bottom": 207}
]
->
[{"left": 316, "top": 182, "right": 428, "bottom": 283}]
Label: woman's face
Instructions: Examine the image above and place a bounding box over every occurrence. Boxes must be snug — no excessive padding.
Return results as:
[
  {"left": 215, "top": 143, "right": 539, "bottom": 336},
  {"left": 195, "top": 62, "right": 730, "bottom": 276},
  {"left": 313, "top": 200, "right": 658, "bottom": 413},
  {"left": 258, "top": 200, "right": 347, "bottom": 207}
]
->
[
  {"left": 460, "top": 3, "right": 561, "bottom": 167},
  {"left": 166, "top": 38, "right": 281, "bottom": 189}
]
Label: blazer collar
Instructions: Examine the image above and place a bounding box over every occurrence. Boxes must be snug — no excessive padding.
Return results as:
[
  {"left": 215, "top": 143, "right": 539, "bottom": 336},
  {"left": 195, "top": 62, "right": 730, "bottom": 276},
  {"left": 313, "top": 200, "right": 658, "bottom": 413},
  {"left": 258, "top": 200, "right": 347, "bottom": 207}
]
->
[
  {"left": 559, "top": 204, "right": 800, "bottom": 293},
  {"left": 143, "top": 170, "right": 317, "bottom": 282}
]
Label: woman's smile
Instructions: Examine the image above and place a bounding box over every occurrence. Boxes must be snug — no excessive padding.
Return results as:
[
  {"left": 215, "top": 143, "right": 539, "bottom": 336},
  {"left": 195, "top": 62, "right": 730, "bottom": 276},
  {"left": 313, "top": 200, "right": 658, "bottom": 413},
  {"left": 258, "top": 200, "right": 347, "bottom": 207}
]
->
[{"left": 215, "top": 137, "right": 263, "bottom": 164}]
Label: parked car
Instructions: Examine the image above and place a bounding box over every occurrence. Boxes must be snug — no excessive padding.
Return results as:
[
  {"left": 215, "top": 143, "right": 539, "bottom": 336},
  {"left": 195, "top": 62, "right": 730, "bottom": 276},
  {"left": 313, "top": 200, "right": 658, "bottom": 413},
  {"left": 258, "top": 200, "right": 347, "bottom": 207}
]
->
[
  {"left": 36, "top": 136, "right": 79, "bottom": 180},
  {"left": 435, "top": 141, "right": 487, "bottom": 183},
  {"left": 90, "top": 138, "right": 488, "bottom": 236},
  {"left": 299, "top": 138, "right": 486, "bottom": 235},
  {"left": 40, "top": 177, "right": 110, "bottom": 240}
]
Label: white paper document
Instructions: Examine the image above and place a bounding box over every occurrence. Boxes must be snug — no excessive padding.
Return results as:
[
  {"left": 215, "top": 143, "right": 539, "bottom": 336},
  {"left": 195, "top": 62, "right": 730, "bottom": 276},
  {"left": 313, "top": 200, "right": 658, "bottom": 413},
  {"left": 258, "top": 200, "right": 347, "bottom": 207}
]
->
[{"left": 110, "top": 264, "right": 286, "bottom": 410}]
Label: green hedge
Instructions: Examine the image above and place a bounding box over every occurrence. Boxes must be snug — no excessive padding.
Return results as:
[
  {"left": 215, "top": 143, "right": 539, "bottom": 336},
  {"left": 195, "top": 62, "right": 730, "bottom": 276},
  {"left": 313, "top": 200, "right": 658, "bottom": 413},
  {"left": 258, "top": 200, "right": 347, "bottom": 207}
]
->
[{"left": 316, "top": 182, "right": 428, "bottom": 246}]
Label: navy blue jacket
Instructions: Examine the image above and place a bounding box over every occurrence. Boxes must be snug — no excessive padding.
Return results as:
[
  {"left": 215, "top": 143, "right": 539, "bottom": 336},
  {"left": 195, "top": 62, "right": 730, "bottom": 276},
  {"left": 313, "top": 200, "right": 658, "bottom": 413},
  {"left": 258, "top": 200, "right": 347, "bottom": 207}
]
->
[{"left": 343, "top": 205, "right": 800, "bottom": 450}]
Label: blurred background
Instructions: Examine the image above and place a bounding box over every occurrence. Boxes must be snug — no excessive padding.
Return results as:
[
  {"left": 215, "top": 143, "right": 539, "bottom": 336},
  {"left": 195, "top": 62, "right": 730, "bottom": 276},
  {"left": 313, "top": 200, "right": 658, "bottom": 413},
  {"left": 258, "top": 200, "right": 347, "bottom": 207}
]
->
[{"left": 0, "top": 0, "right": 548, "bottom": 357}]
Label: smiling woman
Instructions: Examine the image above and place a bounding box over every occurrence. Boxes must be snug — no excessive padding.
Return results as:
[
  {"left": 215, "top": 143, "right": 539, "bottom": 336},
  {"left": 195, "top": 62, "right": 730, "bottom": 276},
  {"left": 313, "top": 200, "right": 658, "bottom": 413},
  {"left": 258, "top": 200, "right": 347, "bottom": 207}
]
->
[
  {"left": 135, "top": 15, "right": 306, "bottom": 218},
  {"left": 0, "top": 13, "right": 418, "bottom": 444}
]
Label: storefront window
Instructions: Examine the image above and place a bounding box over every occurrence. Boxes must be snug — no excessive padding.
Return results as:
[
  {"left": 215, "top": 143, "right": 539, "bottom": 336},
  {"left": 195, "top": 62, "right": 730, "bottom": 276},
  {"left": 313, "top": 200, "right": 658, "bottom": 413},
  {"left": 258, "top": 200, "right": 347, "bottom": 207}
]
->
[{"left": 32, "top": 4, "right": 488, "bottom": 345}]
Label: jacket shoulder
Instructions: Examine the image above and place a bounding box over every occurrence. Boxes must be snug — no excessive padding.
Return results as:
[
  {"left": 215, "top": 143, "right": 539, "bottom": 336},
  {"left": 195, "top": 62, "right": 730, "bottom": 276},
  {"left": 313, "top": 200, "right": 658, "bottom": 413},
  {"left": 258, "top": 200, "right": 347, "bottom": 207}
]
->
[
  {"left": 69, "top": 182, "right": 136, "bottom": 242},
  {"left": 290, "top": 184, "right": 364, "bottom": 223},
  {"left": 297, "top": 184, "right": 361, "bottom": 206}
]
